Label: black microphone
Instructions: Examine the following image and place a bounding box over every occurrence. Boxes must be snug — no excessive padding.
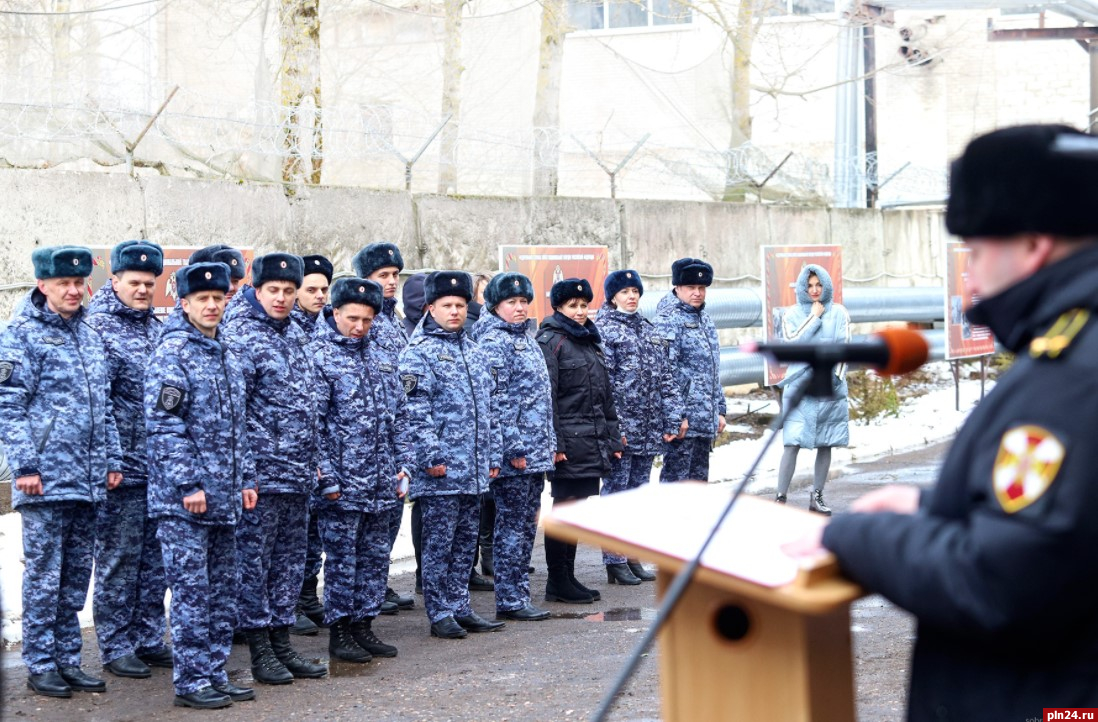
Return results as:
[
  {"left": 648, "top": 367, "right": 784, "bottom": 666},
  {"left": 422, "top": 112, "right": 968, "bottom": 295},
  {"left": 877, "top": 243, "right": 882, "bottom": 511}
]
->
[{"left": 746, "top": 327, "right": 929, "bottom": 376}]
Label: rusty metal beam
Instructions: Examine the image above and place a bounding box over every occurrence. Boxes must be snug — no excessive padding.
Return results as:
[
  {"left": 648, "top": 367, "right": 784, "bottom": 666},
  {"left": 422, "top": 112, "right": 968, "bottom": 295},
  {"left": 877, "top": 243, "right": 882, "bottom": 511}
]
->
[{"left": 988, "top": 24, "right": 1098, "bottom": 42}]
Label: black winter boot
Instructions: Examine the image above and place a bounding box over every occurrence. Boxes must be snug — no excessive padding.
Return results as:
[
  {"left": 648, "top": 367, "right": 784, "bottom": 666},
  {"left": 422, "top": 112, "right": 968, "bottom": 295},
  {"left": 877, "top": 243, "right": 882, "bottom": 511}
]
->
[
  {"left": 269, "top": 626, "right": 327, "bottom": 679},
  {"left": 349, "top": 618, "right": 398, "bottom": 658},
  {"left": 544, "top": 537, "right": 594, "bottom": 604},
  {"left": 328, "top": 617, "right": 372, "bottom": 663},
  {"left": 567, "top": 542, "right": 601, "bottom": 601},
  {"left": 244, "top": 628, "right": 293, "bottom": 685},
  {"left": 481, "top": 542, "right": 495, "bottom": 577},
  {"left": 298, "top": 575, "right": 326, "bottom": 627},
  {"left": 290, "top": 613, "right": 319, "bottom": 636},
  {"left": 606, "top": 563, "right": 642, "bottom": 585},
  {"left": 479, "top": 493, "right": 496, "bottom": 576},
  {"left": 627, "top": 560, "right": 657, "bottom": 582}
]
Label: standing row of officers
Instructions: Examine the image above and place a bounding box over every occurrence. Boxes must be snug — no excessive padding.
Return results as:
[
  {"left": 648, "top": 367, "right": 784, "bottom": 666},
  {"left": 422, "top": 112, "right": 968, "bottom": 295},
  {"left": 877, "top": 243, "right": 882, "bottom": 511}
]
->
[{"left": 0, "top": 239, "right": 727, "bottom": 709}]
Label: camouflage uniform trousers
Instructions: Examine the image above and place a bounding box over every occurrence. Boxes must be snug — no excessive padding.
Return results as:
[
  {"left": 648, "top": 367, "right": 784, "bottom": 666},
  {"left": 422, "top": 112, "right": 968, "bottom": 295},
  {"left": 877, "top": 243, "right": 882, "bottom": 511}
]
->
[
  {"left": 158, "top": 518, "right": 239, "bottom": 696},
  {"left": 602, "top": 454, "right": 656, "bottom": 564},
  {"left": 418, "top": 494, "right": 479, "bottom": 623},
  {"left": 491, "top": 474, "right": 544, "bottom": 612},
  {"left": 93, "top": 486, "right": 168, "bottom": 664},
  {"left": 317, "top": 509, "right": 391, "bottom": 624},
  {"left": 659, "top": 437, "right": 712, "bottom": 484},
  {"left": 235, "top": 492, "right": 308, "bottom": 630},
  {"left": 20, "top": 502, "right": 95, "bottom": 675},
  {"left": 304, "top": 508, "right": 324, "bottom": 579}
]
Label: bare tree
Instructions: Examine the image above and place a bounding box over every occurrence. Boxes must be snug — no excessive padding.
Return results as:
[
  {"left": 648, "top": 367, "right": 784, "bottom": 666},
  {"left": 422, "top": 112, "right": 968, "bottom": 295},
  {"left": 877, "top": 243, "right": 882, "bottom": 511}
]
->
[
  {"left": 438, "top": 0, "right": 465, "bottom": 194},
  {"left": 680, "top": 0, "right": 768, "bottom": 200},
  {"left": 279, "top": 0, "right": 323, "bottom": 190},
  {"left": 531, "top": 0, "right": 566, "bottom": 196}
]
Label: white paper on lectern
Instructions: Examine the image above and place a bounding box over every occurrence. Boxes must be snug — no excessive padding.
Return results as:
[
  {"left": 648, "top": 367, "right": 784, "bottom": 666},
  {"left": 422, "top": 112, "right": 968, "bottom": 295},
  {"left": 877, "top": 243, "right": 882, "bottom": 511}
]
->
[{"left": 546, "top": 483, "right": 824, "bottom": 588}]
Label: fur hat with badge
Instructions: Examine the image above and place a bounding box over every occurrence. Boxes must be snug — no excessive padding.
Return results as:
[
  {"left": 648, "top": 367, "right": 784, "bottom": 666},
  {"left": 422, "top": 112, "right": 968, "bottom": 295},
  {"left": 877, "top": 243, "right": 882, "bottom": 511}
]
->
[
  {"left": 111, "top": 240, "right": 164, "bottom": 276},
  {"left": 671, "top": 258, "right": 714, "bottom": 287},
  {"left": 604, "top": 269, "right": 644, "bottom": 300},
  {"left": 189, "top": 244, "right": 246, "bottom": 279},
  {"left": 177, "top": 262, "right": 231, "bottom": 298},
  {"left": 302, "top": 254, "right": 334, "bottom": 282},
  {"left": 32, "top": 246, "right": 94, "bottom": 280},
  {"left": 251, "top": 253, "right": 304, "bottom": 289},
  {"left": 330, "top": 277, "right": 383, "bottom": 313},
  {"left": 484, "top": 272, "right": 534, "bottom": 310},
  {"left": 946, "top": 124, "right": 1098, "bottom": 238},
  {"left": 353, "top": 242, "right": 404, "bottom": 278},
  {"left": 425, "top": 271, "right": 473, "bottom": 304},
  {"left": 550, "top": 278, "right": 594, "bottom": 309}
]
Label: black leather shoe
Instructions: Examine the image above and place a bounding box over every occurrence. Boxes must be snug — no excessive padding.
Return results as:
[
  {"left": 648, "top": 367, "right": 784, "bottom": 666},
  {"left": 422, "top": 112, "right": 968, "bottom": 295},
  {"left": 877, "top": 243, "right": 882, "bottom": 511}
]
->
[
  {"left": 290, "top": 613, "right": 320, "bottom": 636},
  {"left": 104, "top": 654, "right": 151, "bottom": 679},
  {"left": 496, "top": 604, "right": 551, "bottom": 621},
  {"left": 386, "top": 587, "right": 415, "bottom": 609},
  {"left": 468, "top": 571, "right": 494, "bottom": 591},
  {"left": 627, "top": 560, "right": 657, "bottom": 582},
  {"left": 212, "top": 681, "right": 256, "bottom": 702},
  {"left": 379, "top": 600, "right": 400, "bottom": 616},
  {"left": 606, "top": 563, "right": 642, "bottom": 586},
  {"left": 137, "top": 646, "right": 174, "bottom": 668},
  {"left": 775, "top": 493, "right": 787, "bottom": 504},
  {"left": 27, "top": 670, "right": 72, "bottom": 698},
  {"left": 58, "top": 666, "right": 106, "bottom": 692},
  {"left": 429, "top": 616, "right": 468, "bottom": 639},
  {"left": 174, "top": 687, "right": 233, "bottom": 709},
  {"left": 455, "top": 611, "right": 506, "bottom": 633}
]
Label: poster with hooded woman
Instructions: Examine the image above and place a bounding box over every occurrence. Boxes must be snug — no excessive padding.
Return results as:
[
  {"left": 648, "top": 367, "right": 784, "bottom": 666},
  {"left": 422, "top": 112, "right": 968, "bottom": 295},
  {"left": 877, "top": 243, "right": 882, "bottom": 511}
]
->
[{"left": 761, "top": 245, "right": 844, "bottom": 386}]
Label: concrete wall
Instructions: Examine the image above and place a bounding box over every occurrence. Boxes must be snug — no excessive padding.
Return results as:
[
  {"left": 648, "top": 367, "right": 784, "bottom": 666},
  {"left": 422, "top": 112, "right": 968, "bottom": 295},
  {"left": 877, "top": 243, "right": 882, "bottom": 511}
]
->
[{"left": 0, "top": 169, "right": 945, "bottom": 318}]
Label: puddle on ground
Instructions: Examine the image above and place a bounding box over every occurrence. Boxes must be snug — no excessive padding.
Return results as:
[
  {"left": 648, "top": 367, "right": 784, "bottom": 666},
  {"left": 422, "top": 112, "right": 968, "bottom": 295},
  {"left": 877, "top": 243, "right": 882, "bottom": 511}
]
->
[
  {"left": 554, "top": 607, "right": 657, "bottom": 622},
  {"left": 226, "top": 668, "right": 254, "bottom": 684},
  {"left": 228, "top": 657, "right": 375, "bottom": 682},
  {"left": 327, "top": 658, "right": 382, "bottom": 678}
]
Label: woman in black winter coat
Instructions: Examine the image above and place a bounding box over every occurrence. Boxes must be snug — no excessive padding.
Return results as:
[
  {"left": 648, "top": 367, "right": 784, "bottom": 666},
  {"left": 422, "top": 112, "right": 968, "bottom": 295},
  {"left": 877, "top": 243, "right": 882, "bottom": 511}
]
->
[{"left": 536, "top": 278, "right": 623, "bottom": 604}]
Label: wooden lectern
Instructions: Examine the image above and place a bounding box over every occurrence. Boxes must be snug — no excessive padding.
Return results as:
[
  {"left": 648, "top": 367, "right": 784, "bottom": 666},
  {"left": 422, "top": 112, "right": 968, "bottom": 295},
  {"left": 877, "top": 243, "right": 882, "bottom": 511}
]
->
[{"left": 542, "top": 483, "right": 864, "bottom": 722}]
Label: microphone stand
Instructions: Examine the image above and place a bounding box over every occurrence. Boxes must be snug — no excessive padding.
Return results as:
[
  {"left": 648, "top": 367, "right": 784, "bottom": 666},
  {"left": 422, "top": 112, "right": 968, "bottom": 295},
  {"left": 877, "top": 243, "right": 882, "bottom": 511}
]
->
[{"left": 590, "top": 365, "right": 826, "bottom": 722}]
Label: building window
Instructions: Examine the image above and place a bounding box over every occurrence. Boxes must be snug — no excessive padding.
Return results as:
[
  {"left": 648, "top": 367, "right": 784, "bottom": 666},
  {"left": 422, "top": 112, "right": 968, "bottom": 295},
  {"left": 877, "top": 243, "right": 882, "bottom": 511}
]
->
[
  {"left": 762, "top": 0, "right": 835, "bottom": 17},
  {"left": 568, "top": 0, "right": 692, "bottom": 31}
]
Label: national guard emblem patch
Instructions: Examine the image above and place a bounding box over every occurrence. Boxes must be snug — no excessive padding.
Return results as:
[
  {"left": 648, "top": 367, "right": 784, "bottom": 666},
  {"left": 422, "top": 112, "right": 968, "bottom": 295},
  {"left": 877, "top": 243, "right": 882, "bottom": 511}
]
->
[
  {"left": 402, "top": 374, "right": 418, "bottom": 394},
  {"left": 993, "top": 425, "right": 1065, "bottom": 513},
  {"left": 0, "top": 361, "right": 13, "bottom": 384},
  {"left": 157, "top": 385, "right": 185, "bottom": 415}
]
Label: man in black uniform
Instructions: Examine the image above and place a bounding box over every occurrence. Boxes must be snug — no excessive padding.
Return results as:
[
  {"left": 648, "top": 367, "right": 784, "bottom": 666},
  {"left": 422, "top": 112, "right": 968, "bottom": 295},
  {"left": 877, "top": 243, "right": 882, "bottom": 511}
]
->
[{"left": 791, "top": 124, "right": 1098, "bottom": 720}]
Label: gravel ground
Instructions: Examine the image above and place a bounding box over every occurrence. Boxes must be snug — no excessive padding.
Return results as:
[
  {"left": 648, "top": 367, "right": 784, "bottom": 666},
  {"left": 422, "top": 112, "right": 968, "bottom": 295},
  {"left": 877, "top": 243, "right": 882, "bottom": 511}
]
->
[{"left": 0, "top": 441, "right": 946, "bottom": 721}]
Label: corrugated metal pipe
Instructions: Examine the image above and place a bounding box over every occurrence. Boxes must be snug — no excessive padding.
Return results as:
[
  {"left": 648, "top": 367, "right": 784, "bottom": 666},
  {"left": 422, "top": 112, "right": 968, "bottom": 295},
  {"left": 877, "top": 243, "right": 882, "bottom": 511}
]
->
[{"left": 640, "top": 287, "right": 946, "bottom": 329}]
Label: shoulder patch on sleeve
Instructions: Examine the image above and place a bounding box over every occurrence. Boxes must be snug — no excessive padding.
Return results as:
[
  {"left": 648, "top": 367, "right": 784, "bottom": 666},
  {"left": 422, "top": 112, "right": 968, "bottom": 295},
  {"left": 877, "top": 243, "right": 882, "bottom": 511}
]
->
[
  {"left": 401, "top": 374, "right": 419, "bottom": 395},
  {"left": 157, "top": 385, "right": 186, "bottom": 415},
  {"left": 0, "top": 361, "right": 14, "bottom": 384},
  {"left": 993, "top": 425, "right": 1065, "bottom": 513}
]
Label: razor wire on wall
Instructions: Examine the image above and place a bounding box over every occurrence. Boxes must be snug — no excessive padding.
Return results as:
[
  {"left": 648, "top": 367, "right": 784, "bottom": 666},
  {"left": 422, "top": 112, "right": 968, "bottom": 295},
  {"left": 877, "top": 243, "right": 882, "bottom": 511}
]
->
[{"left": 0, "top": 79, "right": 946, "bottom": 205}]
